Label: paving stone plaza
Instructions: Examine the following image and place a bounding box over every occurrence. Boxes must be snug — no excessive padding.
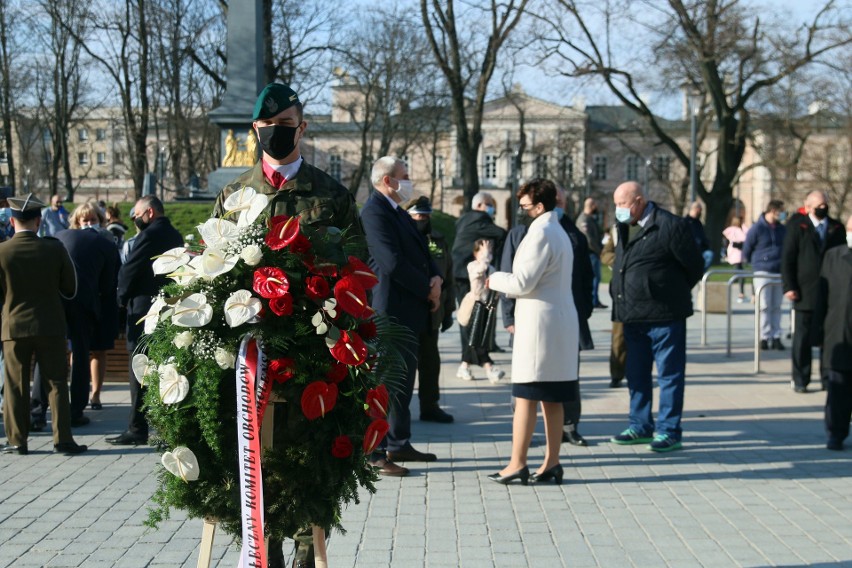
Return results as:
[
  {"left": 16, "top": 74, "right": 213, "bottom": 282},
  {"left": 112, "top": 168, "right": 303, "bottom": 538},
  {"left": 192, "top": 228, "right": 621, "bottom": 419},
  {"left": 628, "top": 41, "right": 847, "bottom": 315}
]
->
[{"left": 1, "top": 294, "right": 851, "bottom": 567}]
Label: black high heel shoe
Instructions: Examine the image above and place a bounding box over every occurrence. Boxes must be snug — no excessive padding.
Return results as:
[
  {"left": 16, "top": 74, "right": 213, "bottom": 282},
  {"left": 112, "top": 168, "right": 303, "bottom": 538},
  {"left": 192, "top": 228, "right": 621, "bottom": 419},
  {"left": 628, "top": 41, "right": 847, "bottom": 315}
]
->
[
  {"left": 487, "top": 466, "right": 530, "bottom": 485},
  {"left": 530, "top": 464, "right": 563, "bottom": 485}
]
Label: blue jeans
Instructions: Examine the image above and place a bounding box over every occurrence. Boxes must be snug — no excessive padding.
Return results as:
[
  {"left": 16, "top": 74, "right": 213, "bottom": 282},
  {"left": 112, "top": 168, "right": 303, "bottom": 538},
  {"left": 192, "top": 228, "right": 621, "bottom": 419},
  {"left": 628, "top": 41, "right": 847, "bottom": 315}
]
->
[
  {"left": 589, "top": 254, "right": 602, "bottom": 305},
  {"left": 624, "top": 320, "right": 687, "bottom": 441}
]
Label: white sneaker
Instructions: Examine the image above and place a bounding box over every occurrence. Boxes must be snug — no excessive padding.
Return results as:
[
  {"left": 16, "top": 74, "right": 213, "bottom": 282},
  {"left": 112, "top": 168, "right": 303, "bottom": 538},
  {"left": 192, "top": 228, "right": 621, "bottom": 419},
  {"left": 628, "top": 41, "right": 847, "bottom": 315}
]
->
[
  {"left": 456, "top": 364, "right": 473, "bottom": 381},
  {"left": 486, "top": 366, "right": 505, "bottom": 384}
]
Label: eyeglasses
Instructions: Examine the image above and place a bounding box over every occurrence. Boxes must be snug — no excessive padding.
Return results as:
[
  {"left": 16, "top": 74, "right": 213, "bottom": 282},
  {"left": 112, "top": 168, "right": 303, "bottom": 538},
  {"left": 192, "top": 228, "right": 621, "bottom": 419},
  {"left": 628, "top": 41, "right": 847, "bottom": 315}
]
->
[{"left": 519, "top": 202, "right": 535, "bottom": 210}]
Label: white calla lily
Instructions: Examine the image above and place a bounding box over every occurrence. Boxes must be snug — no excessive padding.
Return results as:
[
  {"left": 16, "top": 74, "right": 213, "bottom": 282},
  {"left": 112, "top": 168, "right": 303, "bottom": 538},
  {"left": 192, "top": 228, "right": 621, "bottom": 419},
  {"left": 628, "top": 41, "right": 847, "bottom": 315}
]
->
[
  {"left": 158, "top": 363, "right": 190, "bottom": 405},
  {"left": 188, "top": 247, "right": 239, "bottom": 280},
  {"left": 152, "top": 247, "right": 190, "bottom": 275},
  {"left": 166, "top": 265, "right": 199, "bottom": 286},
  {"left": 139, "top": 297, "right": 172, "bottom": 335},
  {"left": 161, "top": 446, "right": 200, "bottom": 482},
  {"left": 223, "top": 186, "right": 269, "bottom": 227},
  {"left": 132, "top": 353, "right": 156, "bottom": 385},
  {"left": 224, "top": 289, "right": 263, "bottom": 328},
  {"left": 197, "top": 218, "right": 240, "bottom": 248},
  {"left": 171, "top": 293, "right": 213, "bottom": 327}
]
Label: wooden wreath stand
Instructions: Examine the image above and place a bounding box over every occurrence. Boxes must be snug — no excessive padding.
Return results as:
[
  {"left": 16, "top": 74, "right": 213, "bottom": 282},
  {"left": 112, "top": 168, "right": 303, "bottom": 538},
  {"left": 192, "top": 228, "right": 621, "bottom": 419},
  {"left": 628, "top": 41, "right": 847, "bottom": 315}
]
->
[{"left": 197, "top": 398, "right": 329, "bottom": 568}]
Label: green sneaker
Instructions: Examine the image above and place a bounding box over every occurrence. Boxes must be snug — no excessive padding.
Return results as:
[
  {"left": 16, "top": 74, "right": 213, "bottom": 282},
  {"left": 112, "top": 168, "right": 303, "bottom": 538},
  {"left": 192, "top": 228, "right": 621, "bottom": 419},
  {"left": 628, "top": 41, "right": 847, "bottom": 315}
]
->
[
  {"left": 610, "top": 428, "right": 653, "bottom": 445},
  {"left": 648, "top": 434, "right": 682, "bottom": 453}
]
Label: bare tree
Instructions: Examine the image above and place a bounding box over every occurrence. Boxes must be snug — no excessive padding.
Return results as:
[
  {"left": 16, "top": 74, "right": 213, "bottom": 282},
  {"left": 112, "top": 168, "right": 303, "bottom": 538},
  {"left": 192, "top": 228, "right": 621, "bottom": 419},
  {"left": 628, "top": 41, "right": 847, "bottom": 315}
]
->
[
  {"left": 0, "top": 0, "right": 19, "bottom": 191},
  {"left": 420, "top": 0, "right": 529, "bottom": 210},
  {"left": 539, "top": 0, "right": 851, "bottom": 261}
]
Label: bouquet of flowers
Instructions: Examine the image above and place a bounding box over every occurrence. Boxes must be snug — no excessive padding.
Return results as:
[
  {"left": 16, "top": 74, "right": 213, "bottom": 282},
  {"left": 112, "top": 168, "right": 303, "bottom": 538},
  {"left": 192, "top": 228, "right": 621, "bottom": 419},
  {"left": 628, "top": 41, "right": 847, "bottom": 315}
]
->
[{"left": 140, "top": 187, "right": 404, "bottom": 544}]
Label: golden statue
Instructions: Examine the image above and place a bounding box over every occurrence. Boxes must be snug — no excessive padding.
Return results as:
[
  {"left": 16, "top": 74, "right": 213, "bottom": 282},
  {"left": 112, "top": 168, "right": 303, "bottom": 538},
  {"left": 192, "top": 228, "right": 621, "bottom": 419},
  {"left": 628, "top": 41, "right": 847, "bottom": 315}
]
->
[
  {"left": 222, "top": 129, "right": 238, "bottom": 167},
  {"left": 241, "top": 129, "right": 258, "bottom": 165}
]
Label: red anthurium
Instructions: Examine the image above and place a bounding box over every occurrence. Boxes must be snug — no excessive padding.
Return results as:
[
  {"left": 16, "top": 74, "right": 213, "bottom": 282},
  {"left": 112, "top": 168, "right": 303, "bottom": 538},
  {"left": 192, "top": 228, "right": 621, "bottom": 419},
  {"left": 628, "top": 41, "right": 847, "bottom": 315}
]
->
[
  {"left": 358, "top": 320, "right": 377, "bottom": 340},
  {"left": 268, "top": 293, "right": 293, "bottom": 316},
  {"left": 331, "top": 435, "right": 353, "bottom": 459},
  {"left": 253, "top": 267, "right": 290, "bottom": 298},
  {"left": 334, "top": 276, "right": 373, "bottom": 319},
  {"left": 305, "top": 276, "right": 330, "bottom": 301},
  {"left": 303, "top": 256, "right": 339, "bottom": 277},
  {"left": 268, "top": 357, "right": 296, "bottom": 384},
  {"left": 326, "top": 361, "right": 348, "bottom": 383},
  {"left": 265, "top": 215, "right": 300, "bottom": 250},
  {"left": 341, "top": 256, "right": 379, "bottom": 290},
  {"left": 329, "top": 330, "right": 368, "bottom": 366},
  {"left": 362, "top": 418, "right": 389, "bottom": 454},
  {"left": 365, "top": 384, "right": 389, "bottom": 419},
  {"left": 301, "top": 381, "right": 338, "bottom": 420}
]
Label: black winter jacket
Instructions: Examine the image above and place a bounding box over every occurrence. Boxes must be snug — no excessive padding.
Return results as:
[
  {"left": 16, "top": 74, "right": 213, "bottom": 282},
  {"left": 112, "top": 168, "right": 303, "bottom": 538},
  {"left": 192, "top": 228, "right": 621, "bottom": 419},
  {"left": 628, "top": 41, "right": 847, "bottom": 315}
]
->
[
  {"left": 781, "top": 213, "right": 846, "bottom": 311},
  {"left": 612, "top": 203, "right": 704, "bottom": 324},
  {"left": 451, "top": 210, "right": 506, "bottom": 281}
]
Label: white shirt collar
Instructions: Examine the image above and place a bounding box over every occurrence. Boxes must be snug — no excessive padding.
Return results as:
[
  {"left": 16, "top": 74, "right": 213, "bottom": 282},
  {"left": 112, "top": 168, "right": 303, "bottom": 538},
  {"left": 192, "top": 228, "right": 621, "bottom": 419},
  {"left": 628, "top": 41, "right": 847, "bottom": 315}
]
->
[
  {"left": 637, "top": 202, "right": 655, "bottom": 228},
  {"left": 268, "top": 156, "right": 303, "bottom": 183},
  {"left": 808, "top": 213, "right": 825, "bottom": 228},
  {"left": 380, "top": 191, "right": 400, "bottom": 210}
]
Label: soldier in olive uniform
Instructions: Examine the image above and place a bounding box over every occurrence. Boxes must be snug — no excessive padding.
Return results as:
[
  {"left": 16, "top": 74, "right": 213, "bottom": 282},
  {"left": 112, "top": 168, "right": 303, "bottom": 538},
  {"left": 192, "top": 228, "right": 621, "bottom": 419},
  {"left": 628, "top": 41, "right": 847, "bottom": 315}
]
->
[
  {"left": 405, "top": 196, "right": 455, "bottom": 423},
  {"left": 0, "top": 194, "right": 87, "bottom": 456}
]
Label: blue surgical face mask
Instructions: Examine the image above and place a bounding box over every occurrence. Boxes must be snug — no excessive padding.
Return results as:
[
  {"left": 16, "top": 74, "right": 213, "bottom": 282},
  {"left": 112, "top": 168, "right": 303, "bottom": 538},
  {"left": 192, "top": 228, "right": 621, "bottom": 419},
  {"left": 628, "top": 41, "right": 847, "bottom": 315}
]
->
[
  {"left": 778, "top": 211, "right": 788, "bottom": 223},
  {"left": 485, "top": 204, "right": 495, "bottom": 218},
  {"left": 553, "top": 206, "right": 565, "bottom": 220},
  {"left": 615, "top": 207, "right": 633, "bottom": 224}
]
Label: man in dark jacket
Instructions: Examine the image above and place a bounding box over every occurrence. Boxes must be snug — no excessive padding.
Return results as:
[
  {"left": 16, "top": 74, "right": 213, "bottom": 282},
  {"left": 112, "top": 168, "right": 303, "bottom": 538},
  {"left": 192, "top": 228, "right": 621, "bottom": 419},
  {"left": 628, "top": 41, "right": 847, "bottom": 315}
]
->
[
  {"left": 107, "top": 196, "right": 182, "bottom": 445},
  {"left": 815, "top": 215, "right": 852, "bottom": 450},
  {"left": 685, "top": 201, "right": 712, "bottom": 270},
  {"left": 742, "top": 200, "right": 786, "bottom": 351},
  {"left": 609, "top": 182, "right": 703, "bottom": 452},
  {"left": 405, "top": 196, "right": 455, "bottom": 424},
  {"left": 451, "top": 192, "right": 506, "bottom": 375},
  {"left": 781, "top": 190, "right": 846, "bottom": 393}
]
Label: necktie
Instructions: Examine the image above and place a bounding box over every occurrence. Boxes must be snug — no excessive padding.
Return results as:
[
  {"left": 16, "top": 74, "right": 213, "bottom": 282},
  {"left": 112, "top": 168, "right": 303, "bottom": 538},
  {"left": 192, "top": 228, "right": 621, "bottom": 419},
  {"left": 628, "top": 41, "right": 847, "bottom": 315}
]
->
[
  {"left": 270, "top": 170, "right": 286, "bottom": 189},
  {"left": 817, "top": 222, "right": 826, "bottom": 242}
]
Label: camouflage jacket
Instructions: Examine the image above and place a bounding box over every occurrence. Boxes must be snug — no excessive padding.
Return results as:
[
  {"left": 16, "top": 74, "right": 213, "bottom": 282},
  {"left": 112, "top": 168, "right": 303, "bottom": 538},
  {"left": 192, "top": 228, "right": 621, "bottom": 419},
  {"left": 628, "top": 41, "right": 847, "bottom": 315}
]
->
[{"left": 212, "top": 160, "right": 366, "bottom": 252}]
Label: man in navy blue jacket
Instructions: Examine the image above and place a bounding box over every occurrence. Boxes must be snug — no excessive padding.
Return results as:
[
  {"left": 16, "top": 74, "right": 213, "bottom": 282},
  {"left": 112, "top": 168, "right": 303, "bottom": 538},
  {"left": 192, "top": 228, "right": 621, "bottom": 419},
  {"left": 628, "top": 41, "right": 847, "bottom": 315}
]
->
[
  {"left": 743, "top": 200, "right": 787, "bottom": 351},
  {"left": 361, "top": 156, "right": 443, "bottom": 477}
]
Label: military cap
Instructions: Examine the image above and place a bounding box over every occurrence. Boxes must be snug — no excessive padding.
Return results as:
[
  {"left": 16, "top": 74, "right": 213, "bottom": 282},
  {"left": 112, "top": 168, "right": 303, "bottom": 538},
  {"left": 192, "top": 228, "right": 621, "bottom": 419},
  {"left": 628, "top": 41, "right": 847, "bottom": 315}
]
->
[
  {"left": 8, "top": 193, "right": 45, "bottom": 220},
  {"left": 253, "top": 83, "right": 301, "bottom": 120},
  {"left": 404, "top": 196, "right": 433, "bottom": 215}
]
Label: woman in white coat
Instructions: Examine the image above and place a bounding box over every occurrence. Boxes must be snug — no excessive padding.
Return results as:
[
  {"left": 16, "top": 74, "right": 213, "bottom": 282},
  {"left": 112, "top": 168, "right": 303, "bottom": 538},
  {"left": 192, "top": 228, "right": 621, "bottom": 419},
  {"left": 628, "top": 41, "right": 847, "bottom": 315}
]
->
[{"left": 486, "top": 179, "right": 579, "bottom": 485}]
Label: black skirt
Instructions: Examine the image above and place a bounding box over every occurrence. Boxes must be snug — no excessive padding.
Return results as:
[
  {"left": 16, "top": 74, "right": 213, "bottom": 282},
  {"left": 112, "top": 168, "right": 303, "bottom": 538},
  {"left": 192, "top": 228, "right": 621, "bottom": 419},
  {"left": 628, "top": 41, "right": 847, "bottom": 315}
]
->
[{"left": 512, "top": 380, "right": 573, "bottom": 403}]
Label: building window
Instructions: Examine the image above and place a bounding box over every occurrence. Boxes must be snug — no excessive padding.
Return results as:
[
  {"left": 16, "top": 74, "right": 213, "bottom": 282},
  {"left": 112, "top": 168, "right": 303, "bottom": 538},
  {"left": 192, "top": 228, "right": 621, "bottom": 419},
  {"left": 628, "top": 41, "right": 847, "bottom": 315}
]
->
[
  {"left": 97, "top": 152, "right": 107, "bottom": 165},
  {"left": 78, "top": 128, "right": 88, "bottom": 142},
  {"left": 558, "top": 155, "right": 573, "bottom": 183},
  {"left": 399, "top": 154, "right": 409, "bottom": 172},
  {"left": 593, "top": 156, "right": 607, "bottom": 180},
  {"left": 329, "top": 154, "right": 341, "bottom": 181},
  {"left": 0, "top": 150, "right": 7, "bottom": 164},
  {"left": 114, "top": 152, "right": 125, "bottom": 165},
  {"left": 483, "top": 154, "right": 497, "bottom": 179},
  {"left": 534, "top": 155, "right": 548, "bottom": 178},
  {"left": 655, "top": 155, "right": 671, "bottom": 181},
  {"left": 626, "top": 155, "right": 641, "bottom": 181},
  {"left": 436, "top": 155, "right": 445, "bottom": 179},
  {"left": 78, "top": 152, "right": 89, "bottom": 165},
  {"left": 96, "top": 128, "right": 106, "bottom": 141}
]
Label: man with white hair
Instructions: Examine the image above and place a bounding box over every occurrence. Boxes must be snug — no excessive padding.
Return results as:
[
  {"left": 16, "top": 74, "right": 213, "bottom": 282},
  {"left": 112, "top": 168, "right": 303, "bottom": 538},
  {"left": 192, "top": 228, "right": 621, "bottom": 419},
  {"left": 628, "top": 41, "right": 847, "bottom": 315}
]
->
[{"left": 360, "top": 156, "right": 443, "bottom": 477}]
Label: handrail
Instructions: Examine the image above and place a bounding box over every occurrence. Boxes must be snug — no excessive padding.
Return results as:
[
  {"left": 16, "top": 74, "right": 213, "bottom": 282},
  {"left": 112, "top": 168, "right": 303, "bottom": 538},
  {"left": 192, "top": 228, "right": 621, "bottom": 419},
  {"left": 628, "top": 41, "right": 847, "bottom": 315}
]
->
[
  {"left": 754, "top": 279, "right": 784, "bottom": 374},
  {"left": 700, "top": 269, "right": 753, "bottom": 346},
  {"left": 725, "top": 273, "right": 755, "bottom": 357}
]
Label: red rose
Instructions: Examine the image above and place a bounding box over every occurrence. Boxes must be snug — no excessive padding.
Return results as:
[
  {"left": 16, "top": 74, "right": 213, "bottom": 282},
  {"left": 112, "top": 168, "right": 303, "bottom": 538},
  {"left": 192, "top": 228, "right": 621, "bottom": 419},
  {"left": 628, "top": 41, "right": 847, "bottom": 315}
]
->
[
  {"left": 301, "top": 381, "right": 338, "bottom": 420},
  {"left": 363, "top": 418, "right": 389, "bottom": 454},
  {"left": 305, "top": 276, "right": 330, "bottom": 301},
  {"left": 329, "top": 330, "right": 368, "bottom": 366},
  {"left": 253, "top": 266, "right": 290, "bottom": 298},
  {"left": 341, "top": 256, "right": 379, "bottom": 290},
  {"left": 290, "top": 233, "right": 312, "bottom": 254},
  {"left": 265, "top": 215, "right": 300, "bottom": 250},
  {"left": 268, "top": 294, "right": 293, "bottom": 316},
  {"left": 326, "top": 361, "right": 348, "bottom": 383},
  {"left": 268, "top": 357, "right": 296, "bottom": 384},
  {"left": 365, "top": 384, "right": 389, "bottom": 419},
  {"left": 358, "top": 320, "right": 377, "bottom": 339},
  {"left": 334, "top": 276, "right": 373, "bottom": 319},
  {"left": 331, "top": 435, "right": 353, "bottom": 459}
]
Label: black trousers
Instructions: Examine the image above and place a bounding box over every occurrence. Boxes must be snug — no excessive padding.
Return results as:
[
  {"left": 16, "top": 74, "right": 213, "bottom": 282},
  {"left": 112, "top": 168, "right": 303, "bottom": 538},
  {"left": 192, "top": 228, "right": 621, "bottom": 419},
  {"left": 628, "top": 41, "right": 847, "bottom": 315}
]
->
[
  {"left": 455, "top": 279, "right": 472, "bottom": 352},
  {"left": 126, "top": 335, "right": 148, "bottom": 437},
  {"left": 417, "top": 327, "right": 441, "bottom": 411},
  {"left": 792, "top": 310, "right": 824, "bottom": 389},
  {"left": 383, "top": 334, "right": 419, "bottom": 452},
  {"left": 563, "top": 367, "right": 581, "bottom": 429},
  {"left": 67, "top": 303, "right": 95, "bottom": 419},
  {"left": 825, "top": 369, "right": 852, "bottom": 443}
]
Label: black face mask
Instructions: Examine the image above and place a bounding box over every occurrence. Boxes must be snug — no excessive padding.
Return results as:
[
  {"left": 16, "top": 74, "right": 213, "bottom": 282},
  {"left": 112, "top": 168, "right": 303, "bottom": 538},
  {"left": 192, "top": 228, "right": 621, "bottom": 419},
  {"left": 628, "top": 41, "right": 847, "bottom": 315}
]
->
[
  {"left": 134, "top": 216, "right": 151, "bottom": 232},
  {"left": 813, "top": 205, "right": 829, "bottom": 220},
  {"left": 256, "top": 124, "right": 299, "bottom": 160},
  {"left": 415, "top": 219, "right": 432, "bottom": 235}
]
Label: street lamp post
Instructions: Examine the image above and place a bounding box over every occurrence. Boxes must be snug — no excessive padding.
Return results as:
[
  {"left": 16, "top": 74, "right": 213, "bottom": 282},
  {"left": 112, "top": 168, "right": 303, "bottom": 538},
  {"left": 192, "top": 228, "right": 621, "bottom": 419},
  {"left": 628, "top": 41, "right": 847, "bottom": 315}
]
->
[
  {"left": 689, "top": 91, "right": 702, "bottom": 205},
  {"left": 644, "top": 159, "right": 651, "bottom": 195},
  {"left": 158, "top": 147, "right": 166, "bottom": 202}
]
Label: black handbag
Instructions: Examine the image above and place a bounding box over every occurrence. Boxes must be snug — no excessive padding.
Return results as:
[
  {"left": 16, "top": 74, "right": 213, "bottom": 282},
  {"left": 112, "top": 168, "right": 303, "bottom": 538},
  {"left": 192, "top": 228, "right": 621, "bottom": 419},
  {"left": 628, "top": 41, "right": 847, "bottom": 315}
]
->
[{"left": 467, "top": 290, "right": 499, "bottom": 349}]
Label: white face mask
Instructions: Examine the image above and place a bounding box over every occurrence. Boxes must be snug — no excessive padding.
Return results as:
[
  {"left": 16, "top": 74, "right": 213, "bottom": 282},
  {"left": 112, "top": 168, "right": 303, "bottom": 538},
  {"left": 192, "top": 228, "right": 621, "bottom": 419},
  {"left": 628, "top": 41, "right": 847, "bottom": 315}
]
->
[
  {"left": 846, "top": 231, "right": 852, "bottom": 248},
  {"left": 394, "top": 179, "right": 414, "bottom": 203}
]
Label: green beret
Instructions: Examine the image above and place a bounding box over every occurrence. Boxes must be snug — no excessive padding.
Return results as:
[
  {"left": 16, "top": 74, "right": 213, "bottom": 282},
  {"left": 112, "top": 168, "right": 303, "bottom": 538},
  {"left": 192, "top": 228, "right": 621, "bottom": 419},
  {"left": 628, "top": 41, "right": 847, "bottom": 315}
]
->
[{"left": 253, "top": 83, "right": 300, "bottom": 120}]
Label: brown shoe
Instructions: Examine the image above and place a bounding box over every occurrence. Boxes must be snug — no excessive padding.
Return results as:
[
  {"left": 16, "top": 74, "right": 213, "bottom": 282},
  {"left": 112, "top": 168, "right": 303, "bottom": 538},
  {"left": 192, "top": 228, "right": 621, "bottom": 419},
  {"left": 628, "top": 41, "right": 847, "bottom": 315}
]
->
[
  {"left": 369, "top": 457, "right": 409, "bottom": 477},
  {"left": 386, "top": 446, "right": 437, "bottom": 462}
]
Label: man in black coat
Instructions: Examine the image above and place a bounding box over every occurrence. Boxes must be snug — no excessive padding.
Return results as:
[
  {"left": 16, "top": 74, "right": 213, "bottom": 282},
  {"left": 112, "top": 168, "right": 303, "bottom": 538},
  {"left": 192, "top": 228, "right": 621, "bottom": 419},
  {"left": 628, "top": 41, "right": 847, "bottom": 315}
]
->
[
  {"left": 815, "top": 215, "right": 852, "bottom": 450},
  {"left": 361, "top": 157, "right": 443, "bottom": 477},
  {"left": 107, "top": 196, "right": 183, "bottom": 445},
  {"left": 782, "top": 191, "right": 846, "bottom": 393},
  {"left": 610, "top": 182, "right": 703, "bottom": 453}
]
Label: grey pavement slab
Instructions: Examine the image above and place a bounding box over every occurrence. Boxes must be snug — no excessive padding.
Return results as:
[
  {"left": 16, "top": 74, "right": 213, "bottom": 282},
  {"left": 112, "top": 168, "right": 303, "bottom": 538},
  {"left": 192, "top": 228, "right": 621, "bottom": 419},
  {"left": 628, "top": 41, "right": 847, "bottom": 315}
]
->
[{"left": 1, "top": 292, "right": 850, "bottom": 567}]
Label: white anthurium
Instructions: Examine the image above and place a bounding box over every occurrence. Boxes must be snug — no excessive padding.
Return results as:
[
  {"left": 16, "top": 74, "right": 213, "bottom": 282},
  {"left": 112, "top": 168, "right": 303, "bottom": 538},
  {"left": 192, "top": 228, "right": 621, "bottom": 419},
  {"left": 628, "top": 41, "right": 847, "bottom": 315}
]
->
[
  {"left": 240, "top": 244, "right": 263, "bottom": 266},
  {"left": 223, "top": 186, "right": 269, "bottom": 227},
  {"left": 224, "top": 289, "right": 263, "bottom": 328},
  {"left": 188, "top": 247, "right": 239, "bottom": 280},
  {"left": 152, "top": 247, "right": 190, "bottom": 275},
  {"left": 171, "top": 293, "right": 214, "bottom": 327},
  {"left": 197, "top": 218, "right": 239, "bottom": 249},
  {"left": 167, "top": 265, "right": 199, "bottom": 286},
  {"left": 173, "top": 330, "right": 194, "bottom": 349},
  {"left": 139, "top": 297, "right": 173, "bottom": 335},
  {"left": 158, "top": 363, "right": 190, "bottom": 405},
  {"left": 311, "top": 310, "right": 328, "bottom": 335},
  {"left": 214, "top": 347, "right": 236, "bottom": 369},
  {"left": 161, "top": 446, "right": 200, "bottom": 482},
  {"left": 132, "top": 353, "right": 156, "bottom": 385}
]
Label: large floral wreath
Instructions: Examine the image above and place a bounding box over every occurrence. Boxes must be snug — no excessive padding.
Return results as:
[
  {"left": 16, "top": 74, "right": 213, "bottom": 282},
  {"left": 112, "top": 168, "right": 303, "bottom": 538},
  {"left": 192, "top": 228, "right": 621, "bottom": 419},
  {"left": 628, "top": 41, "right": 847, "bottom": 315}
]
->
[{"left": 140, "top": 187, "right": 404, "bottom": 543}]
